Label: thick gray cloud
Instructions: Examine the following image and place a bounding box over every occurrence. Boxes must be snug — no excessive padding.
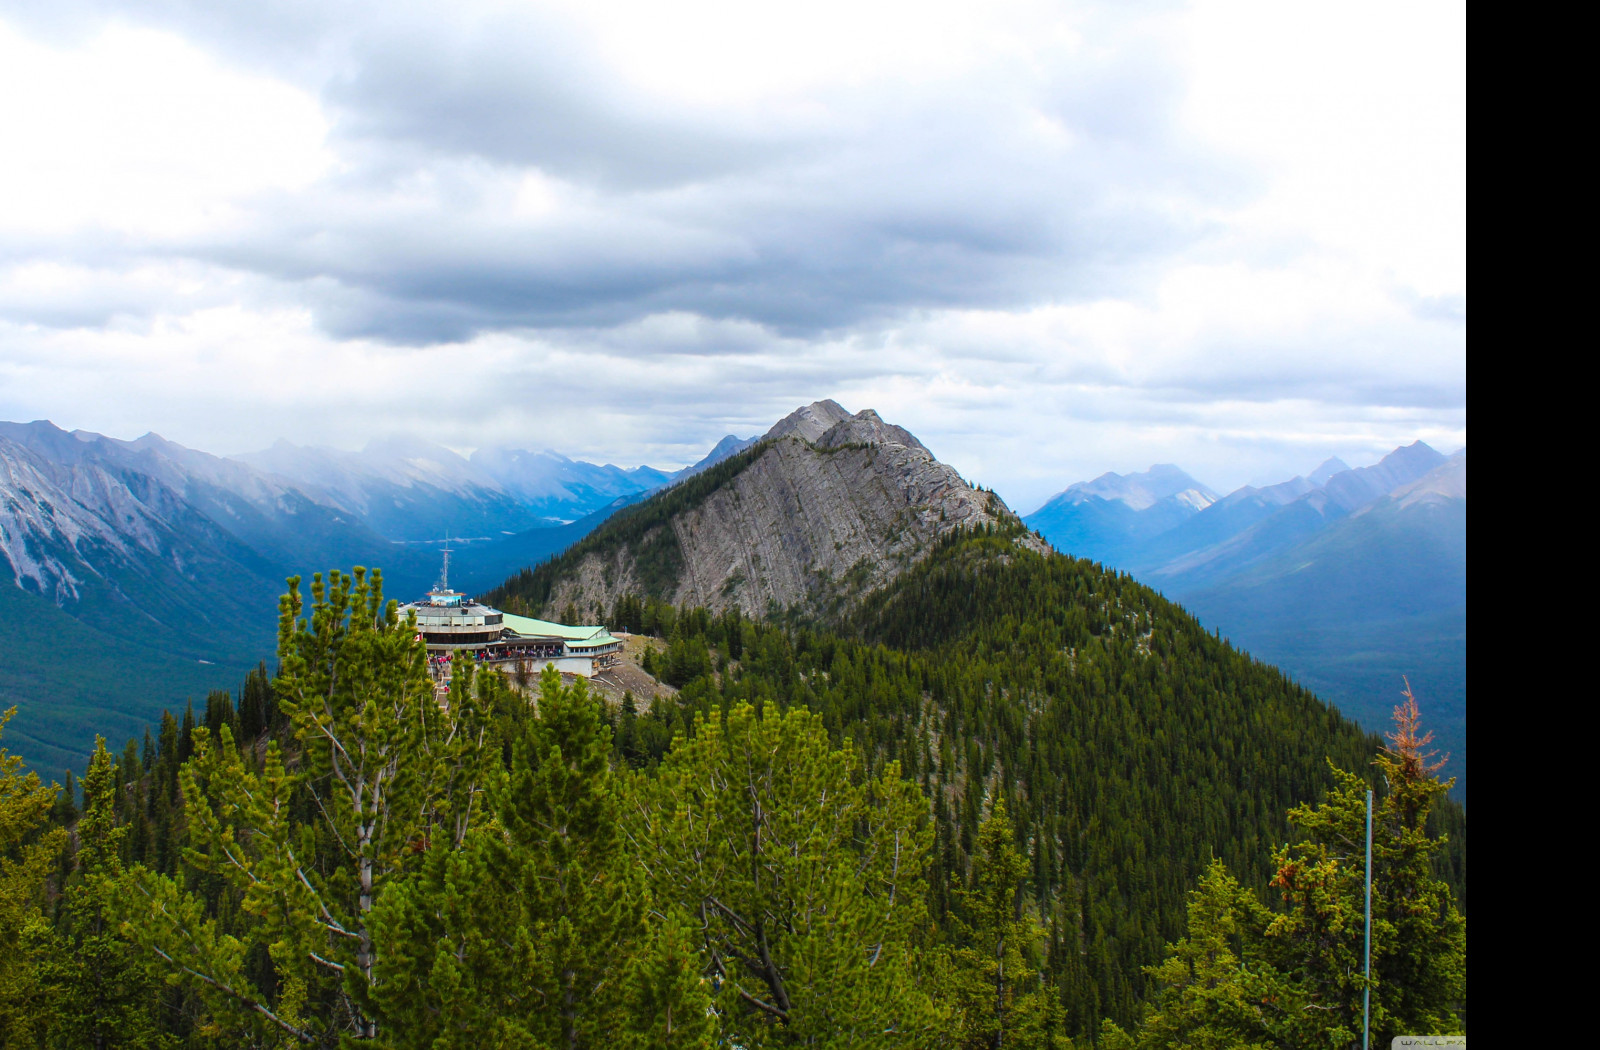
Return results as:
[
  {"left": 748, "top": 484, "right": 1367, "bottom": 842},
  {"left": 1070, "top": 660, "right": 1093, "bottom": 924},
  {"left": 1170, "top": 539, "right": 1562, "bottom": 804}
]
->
[
  {"left": 0, "top": 0, "right": 1465, "bottom": 500},
  {"left": 4, "top": 0, "right": 1233, "bottom": 343}
]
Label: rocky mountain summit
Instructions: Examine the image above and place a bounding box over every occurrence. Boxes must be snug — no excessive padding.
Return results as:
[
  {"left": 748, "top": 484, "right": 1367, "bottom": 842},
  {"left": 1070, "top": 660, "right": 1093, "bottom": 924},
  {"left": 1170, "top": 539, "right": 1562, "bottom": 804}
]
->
[{"left": 517, "top": 401, "right": 1045, "bottom": 620}]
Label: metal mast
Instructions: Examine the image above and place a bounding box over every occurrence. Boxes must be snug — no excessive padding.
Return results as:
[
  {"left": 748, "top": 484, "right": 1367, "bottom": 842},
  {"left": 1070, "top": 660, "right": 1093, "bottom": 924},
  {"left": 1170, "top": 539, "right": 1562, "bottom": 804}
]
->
[
  {"left": 440, "top": 533, "right": 453, "bottom": 592},
  {"left": 1363, "top": 787, "right": 1373, "bottom": 1050}
]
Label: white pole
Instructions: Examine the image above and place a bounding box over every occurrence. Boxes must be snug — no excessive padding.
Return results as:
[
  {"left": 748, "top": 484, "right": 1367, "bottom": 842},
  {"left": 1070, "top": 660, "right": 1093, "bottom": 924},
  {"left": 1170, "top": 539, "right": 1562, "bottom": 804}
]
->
[{"left": 1363, "top": 787, "right": 1373, "bottom": 1050}]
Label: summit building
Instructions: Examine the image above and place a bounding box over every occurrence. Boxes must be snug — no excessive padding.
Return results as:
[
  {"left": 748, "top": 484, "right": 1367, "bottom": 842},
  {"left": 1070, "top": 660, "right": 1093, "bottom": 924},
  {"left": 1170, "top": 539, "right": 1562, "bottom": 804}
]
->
[{"left": 401, "top": 544, "right": 622, "bottom": 681}]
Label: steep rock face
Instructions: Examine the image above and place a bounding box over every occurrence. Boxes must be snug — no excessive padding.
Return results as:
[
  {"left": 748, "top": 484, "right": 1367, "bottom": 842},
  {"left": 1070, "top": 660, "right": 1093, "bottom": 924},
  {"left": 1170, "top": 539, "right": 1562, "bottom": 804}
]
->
[
  {"left": 541, "top": 403, "right": 1045, "bottom": 619},
  {"left": 0, "top": 434, "right": 264, "bottom": 607}
]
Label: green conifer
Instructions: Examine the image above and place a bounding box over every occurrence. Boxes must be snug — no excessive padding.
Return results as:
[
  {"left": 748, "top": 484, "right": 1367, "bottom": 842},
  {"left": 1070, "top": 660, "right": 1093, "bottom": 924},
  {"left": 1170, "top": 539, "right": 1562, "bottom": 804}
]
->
[
  {"left": 27, "top": 739, "right": 168, "bottom": 1049},
  {"left": 0, "top": 708, "right": 68, "bottom": 1045},
  {"left": 946, "top": 797, "right": 1070, "bottom": 1049},
  {"left": 634, "top": 702, "right": 937, "bottom": 1047},
  {"left": 104, "top": 568, "right": 501, "bottom": 1044}
]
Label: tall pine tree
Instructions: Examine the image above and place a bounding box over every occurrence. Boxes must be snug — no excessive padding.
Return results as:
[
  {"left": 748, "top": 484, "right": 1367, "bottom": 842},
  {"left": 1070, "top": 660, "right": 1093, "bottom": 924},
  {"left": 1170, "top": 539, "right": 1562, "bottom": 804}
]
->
[
  {"left": 945, "top": 797, "right": 1069, "bottom": 1049},
  {"left": 632, "top": 702, "right": 937, "bottom": 1047}
]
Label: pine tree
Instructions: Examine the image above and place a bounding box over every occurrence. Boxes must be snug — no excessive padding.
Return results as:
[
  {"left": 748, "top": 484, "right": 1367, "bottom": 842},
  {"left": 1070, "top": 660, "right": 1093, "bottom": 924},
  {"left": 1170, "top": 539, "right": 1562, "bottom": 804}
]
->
[
  {"left": 617, "top": 690, "right": 641, "bottom": 767},
  {"left": 633, "top": 702, "right": 937, "bottom": 1047},
  {"left": 1126, "top": 862, "right": 1276, "bottom": 1050},
  {"left": 490, "top": 668, "right": 653, "bottom": 1047},
  {"left": 1131, "top": 687, "right": 1466, "bottom": 1048},
  {"left": 26, "top": 738, "right": 169, "bottom": 1049},
  {"left": 625, "top": 908, "right": 718, "bottom": 1048},
  {"left": 368, "top": 666, "right": 709, "bottom": 1048},
  {"left": 204, "top": 688, "right": 235, "bottom": 738},
  {"left": 946, "top": 797, "right": 1070, "bottom": 1049},
  {"left": 104, "top": 568, "right": 503, "bottom": 1044},
  {"left": 0, "top": 708, "right": 68, "bottom": 1045},
  {"left": 1263, "top": 684, "right": 1466, "bottom": 1044}
]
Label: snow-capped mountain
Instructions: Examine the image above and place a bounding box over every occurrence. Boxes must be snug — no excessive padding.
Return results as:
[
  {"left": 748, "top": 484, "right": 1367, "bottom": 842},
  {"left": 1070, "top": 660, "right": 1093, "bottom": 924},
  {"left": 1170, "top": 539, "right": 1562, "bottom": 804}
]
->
[{"left": 1021, "top": 465, "right": 1219, "bottom": 568}]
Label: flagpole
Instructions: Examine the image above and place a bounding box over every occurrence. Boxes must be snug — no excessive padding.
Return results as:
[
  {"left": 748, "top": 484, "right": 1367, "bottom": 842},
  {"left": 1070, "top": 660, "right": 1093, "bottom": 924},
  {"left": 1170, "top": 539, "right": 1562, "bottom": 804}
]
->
[{"left": 1363, "top": 787, "right": 1373, "bottom": 1050}]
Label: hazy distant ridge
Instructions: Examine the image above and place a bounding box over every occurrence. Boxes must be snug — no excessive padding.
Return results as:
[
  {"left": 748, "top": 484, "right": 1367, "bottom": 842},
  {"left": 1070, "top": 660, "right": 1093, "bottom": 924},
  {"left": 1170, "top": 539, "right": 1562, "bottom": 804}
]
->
[{"left": 0, "top": 418, "right": 749, "bottom": 775}]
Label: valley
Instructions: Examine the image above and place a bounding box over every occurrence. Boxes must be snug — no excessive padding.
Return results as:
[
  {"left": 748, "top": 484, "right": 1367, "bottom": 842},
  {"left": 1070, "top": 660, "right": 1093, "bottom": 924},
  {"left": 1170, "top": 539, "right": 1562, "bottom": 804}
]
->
[{"left": 0, "top": 418, "right": 751, "bottom": 776}]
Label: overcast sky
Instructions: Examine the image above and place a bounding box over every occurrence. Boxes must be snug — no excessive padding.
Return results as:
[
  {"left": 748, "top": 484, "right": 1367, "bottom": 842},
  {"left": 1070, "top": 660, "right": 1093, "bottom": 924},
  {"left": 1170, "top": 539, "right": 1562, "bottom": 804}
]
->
[{"left": 0, "top": 0, "right": 1463, "bottom": 512}]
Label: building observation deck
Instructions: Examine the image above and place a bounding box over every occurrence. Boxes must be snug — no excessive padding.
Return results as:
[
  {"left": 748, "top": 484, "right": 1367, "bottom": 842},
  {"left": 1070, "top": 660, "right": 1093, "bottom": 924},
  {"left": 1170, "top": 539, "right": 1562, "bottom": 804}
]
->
[{"left": 400, "top": 539, "right": 621, "bottom": 679}]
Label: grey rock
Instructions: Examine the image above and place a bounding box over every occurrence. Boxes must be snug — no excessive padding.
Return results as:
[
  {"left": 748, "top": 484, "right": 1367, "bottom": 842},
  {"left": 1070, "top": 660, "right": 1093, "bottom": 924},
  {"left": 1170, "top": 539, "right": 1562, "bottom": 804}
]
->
[
  {"left": 543, "top": 403, "right": 1045, "bottom": 619},
  {"left": 762, "top": 399, "right": 855, "bottom": 443}
]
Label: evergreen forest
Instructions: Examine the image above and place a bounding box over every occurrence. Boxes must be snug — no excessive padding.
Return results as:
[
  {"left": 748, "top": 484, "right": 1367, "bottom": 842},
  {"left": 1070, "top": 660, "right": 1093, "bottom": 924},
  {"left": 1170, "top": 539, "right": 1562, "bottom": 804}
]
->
[{"left": 0, "top": 525, "right": 1466, "bottom": 1047}]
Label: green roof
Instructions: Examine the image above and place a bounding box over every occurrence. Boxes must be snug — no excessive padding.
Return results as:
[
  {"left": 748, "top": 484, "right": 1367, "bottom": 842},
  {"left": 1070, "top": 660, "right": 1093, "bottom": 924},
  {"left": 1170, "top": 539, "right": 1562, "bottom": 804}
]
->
[
  {"left": 566, "top": 635, "right": 622, "bottom": 651},
  {"left": 501, "top": 614, "right": 610, "bottom": 642}
]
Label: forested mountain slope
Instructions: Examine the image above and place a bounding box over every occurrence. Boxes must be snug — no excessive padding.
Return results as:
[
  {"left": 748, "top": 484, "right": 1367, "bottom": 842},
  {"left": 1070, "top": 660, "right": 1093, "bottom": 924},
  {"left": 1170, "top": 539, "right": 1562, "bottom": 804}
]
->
[
  {"left": 575, "top": 522, "right": 1464, "bottom": 1033},
  {"left": 3, "top": 518, "right": 1465, "bottom": 1044},
  {"left": 486, "top": 401, "right": 1044, "bottom": 621},
  {"left": 1025, "top": 444, "right": 1468, "bottom": 795},
  {"left": 0, "top": 430, "right": 289, "bottom": 774}
]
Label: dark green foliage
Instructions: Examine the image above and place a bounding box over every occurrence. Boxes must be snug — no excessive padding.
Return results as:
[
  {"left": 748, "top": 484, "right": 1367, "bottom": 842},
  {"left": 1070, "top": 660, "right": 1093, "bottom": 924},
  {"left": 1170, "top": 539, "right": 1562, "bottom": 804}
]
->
[
  {"left": 1127, "top": 692, "right": 1466, "bottom": 1047},
  {"left": 944, "top": 798, "right": 1069, "bottom": 1048},
  {"left": 484, "top": 440, "right": 771, "bottom": 610},
  {"left": 368, "top": 668, "right": 704, "bottom": 1048},
  {"left": 590, "top": 524, "right": 1464, "bottom": 1035},
  {"left": 658, "top": 633, "right": 714, "bottom": 688},
  {"left": 235, "top": 662, "right": 279, "bottom": 743},
  {"left": 2, "top": 526, "right": 1466, "bottom": 1044},
  {"left": 631, "top": 701, "right": 936, "bottom": 1046},
  {"left": 202, "top": 690, "right": 234, "bottom": 740},
  {"left": 22, "top": 740, "right": 173, "bottom": 1049}
]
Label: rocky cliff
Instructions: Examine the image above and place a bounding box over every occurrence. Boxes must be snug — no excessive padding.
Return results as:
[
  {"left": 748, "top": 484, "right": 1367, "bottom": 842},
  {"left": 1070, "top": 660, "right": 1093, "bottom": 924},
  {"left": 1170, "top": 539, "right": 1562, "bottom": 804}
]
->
[{"left": 523, "top": 402, "right": 1046, "bottom": 620}]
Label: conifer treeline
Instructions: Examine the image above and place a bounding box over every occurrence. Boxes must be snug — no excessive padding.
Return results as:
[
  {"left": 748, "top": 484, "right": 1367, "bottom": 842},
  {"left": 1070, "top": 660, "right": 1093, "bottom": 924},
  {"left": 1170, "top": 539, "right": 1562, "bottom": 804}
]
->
[
  {"left": 590, "top": 525, "right": 1465, "bottom": 1031},
  {"left": 0, "top": 527, "right": 1465, "bottom": 1045}
]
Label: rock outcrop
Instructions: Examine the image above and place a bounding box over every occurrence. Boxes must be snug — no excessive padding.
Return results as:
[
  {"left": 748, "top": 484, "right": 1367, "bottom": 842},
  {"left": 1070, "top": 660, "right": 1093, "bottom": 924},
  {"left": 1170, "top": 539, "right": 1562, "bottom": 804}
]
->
[{"left": 540, "top": 402, "right": 1046, "bottom": 619}]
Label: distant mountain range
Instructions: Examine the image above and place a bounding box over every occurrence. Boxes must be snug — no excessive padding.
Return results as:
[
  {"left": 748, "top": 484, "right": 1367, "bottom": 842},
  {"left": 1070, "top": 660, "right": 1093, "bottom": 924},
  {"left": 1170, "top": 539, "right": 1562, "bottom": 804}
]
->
[
  {"left": 236, "top": 431, "right": 759, "bottom": 537},
  {"left": 0, "top": 419, "right": 753, "bottom": 775},
  {"left": 1023, "top": 442, "right": 1467, "bottom": 796},
  {"left": 3, "top": 408, "right": 1465, "bottom": 797}
]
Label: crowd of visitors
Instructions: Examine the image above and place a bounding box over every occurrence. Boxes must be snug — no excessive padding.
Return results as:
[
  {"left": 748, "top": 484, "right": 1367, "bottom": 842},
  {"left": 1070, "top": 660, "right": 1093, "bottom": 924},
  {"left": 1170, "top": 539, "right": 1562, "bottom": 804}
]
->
[{"left": 425, "top": 642, "right": 568, "bottom": 674}]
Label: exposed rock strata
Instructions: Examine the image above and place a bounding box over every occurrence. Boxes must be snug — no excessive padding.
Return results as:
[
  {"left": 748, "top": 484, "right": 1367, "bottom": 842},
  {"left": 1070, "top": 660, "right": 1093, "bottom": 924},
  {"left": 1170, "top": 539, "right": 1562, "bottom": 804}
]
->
[{"left": 542, "top": 403, "right": 1047, "bottom": 619}]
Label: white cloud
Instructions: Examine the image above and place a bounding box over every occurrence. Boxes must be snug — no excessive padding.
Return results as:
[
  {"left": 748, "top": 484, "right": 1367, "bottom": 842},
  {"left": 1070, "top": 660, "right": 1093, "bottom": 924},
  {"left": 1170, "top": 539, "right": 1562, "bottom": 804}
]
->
[
  {"left": 0, "top": 0, "right": 1464, "bottom": 505},
  {"left": 0, "top": 21, "right": 330, "bottom": 239}
]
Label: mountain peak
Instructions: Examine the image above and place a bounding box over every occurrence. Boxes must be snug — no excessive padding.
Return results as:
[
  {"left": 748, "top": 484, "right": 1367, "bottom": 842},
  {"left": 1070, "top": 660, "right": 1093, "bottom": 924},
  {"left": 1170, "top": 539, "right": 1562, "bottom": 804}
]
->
[
  {"left": 510, "top": 402, "right": 1037, "bottom": 620},
  {"left": 1293, "top": 440, "right": 1447, "bottom": 518},
  {"left": 764, "top": 400, "right": 854, "bottom": 443},
  {"left": 675, "top": 434, "right": 760, "bottom": 480},
  {"left": 1380, "top": 440, "right": 1443, "bottom": 469},
  {"left": 1308, "top": 456, "right": 1351, "bottom": 486},
  {"left": 816, "top": 409, "right": 931, "bottom": 456},
  {"left": 1058, "top": 464, "right": 1218, "bottom": 512}
]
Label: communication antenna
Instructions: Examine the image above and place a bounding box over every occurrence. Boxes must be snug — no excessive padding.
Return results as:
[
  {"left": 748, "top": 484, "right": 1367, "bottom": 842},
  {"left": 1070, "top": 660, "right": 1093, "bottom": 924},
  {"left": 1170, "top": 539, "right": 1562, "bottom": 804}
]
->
[{"left": 440, "top": 532, "right": 453, "bottom": 592}]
